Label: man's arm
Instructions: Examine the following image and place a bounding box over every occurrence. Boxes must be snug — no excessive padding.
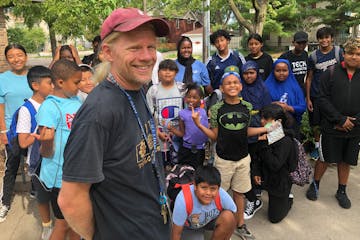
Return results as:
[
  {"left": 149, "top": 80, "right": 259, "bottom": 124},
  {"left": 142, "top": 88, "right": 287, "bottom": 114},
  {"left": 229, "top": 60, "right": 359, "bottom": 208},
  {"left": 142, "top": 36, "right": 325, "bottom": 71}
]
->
[
  {"left": 58, "top": 181, "right": 94, "bottom": 240},
  {"left": 171, "top": 224, "right": 184, "bottom": 240}
]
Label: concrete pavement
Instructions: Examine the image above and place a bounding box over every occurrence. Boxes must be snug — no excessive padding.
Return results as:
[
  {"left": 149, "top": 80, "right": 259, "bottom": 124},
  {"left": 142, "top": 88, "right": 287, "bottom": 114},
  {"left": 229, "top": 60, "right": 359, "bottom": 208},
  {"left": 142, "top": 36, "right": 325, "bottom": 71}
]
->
[{"left": 1, "top": 162, "right": 360, "bottom": 240}]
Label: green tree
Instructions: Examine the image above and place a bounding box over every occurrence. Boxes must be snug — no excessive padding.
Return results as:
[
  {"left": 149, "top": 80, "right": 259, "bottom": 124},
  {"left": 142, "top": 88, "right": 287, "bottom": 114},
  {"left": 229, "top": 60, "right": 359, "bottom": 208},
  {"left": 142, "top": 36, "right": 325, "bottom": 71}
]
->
[{"left": 7, "top": 26, "right": 46, "bottom": 53}]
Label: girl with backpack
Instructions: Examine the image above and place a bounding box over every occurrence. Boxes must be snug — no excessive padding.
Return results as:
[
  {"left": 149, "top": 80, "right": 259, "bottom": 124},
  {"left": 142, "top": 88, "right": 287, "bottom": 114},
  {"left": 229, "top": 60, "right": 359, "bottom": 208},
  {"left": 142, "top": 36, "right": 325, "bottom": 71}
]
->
[{"left": 252, "top": 104, "right": 298, "bottom": 223}]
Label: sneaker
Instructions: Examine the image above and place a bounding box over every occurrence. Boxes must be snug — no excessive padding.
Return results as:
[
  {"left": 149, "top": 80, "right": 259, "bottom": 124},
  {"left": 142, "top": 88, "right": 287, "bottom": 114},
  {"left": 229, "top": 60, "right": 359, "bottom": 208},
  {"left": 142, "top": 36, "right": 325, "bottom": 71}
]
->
[
  {"left": 244, "top": 199, "right": 263, "bottom": 220},
  {"left": 234, "top": 224, "right": 255, "bottom": 239},
  {"left": 288, "top": 193, "right": 294, "bottom": 209},
  {"left": 310, "top": 148, "right": 320, "bottom": 161},
  {"left": 335, "top": 191, "right": 351, "bottom": 209},
  {"left": 41, "top": 226, "right": 53, "bottom": 240},
  {"left": 306, "top": 182, "right": 319, "bottom": 201},
  {"left": 0, "top": 205, "right": 9, "bottom": 223}
]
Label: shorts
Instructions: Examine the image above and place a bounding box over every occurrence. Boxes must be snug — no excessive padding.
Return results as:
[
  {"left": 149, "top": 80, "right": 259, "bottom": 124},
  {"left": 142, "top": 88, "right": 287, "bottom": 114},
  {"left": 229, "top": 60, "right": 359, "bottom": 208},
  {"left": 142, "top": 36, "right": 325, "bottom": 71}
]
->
[
  {"left": 182, "top": 219, "right": 217, "bottom": 240},
  {"left": 214, "top": 153, "right": 251, "bottom": 193},
  {"left": 320, "top": 134, "right": 360, "bottom": 166},
  {"left": 308, "top": 97, "right": 321, "bottom": 127},
  {"left": 31, "top": 176, "right": 52, "bottom": 204},
  {"left": 49, "top": 188, "right": 64, "bottom": 219}
]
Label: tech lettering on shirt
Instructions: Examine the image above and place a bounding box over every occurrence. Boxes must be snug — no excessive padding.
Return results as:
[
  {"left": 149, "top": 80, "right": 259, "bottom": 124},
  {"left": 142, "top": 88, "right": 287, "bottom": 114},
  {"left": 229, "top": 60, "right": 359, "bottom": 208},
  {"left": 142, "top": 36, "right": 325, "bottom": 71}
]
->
[{"left": 291, "top": 61, "right": 308, "bottom": 75}]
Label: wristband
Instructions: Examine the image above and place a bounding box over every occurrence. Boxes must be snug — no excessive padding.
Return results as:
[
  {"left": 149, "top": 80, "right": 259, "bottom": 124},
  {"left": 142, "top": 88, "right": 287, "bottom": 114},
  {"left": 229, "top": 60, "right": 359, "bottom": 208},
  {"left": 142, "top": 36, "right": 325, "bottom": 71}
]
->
[{"left": 0, "top": 129, "right": 8, "bottom": 134}]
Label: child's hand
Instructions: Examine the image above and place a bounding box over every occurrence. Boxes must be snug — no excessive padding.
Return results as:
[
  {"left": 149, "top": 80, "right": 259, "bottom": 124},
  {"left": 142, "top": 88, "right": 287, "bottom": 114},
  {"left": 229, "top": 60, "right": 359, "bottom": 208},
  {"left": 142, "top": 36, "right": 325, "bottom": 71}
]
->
[
  {"left": 39, "top": 127, "right": 55, "bottom": 141},
  {"left": 254, "top": 176, "right": 262, "bottom": 185},
  {"left": 191, "top": 106, "right": 201, "bottom": 126},
  {"left": 0, "top": 133, "right": 8, "bottom": 145},
  {"left": 258, "top": 133, "right": 267, "bottom": 141}
]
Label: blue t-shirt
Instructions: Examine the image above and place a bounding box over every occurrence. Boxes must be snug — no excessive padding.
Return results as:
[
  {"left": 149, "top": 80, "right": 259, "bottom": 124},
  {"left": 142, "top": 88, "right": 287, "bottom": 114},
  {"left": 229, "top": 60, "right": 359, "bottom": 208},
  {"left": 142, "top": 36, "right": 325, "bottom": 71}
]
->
[
  {"left": 36, "top": 95, "right": 82, "bottom": 188},
  {"left": 0, "top": 70, "right": 32, "bottom": 129},
  {"left": 308, "top": 46, "right": 344, "bottom": 98},
  {"left": 172, "top": 185, "right": 236, "bottom": 229},
  {"left": 179, "top": 107, "right": 208, "bottom": 149},
  {"left": 175, "top": 60, "right": 210, "bottom": 86}
]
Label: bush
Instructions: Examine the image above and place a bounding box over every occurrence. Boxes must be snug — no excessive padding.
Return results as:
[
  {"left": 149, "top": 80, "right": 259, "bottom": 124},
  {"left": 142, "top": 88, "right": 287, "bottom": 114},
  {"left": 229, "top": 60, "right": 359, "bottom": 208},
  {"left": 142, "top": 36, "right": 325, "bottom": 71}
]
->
[{"left": 7, "top": 26, "right": 46, "bottom": 53}]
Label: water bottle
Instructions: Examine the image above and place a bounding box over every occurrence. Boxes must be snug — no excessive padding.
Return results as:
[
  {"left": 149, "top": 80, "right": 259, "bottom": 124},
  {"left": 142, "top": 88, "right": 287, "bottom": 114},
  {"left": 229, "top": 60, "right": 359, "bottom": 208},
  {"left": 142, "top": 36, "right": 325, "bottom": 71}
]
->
[{"left": 279, "top": 92, "right": 288, "bottom": 104}]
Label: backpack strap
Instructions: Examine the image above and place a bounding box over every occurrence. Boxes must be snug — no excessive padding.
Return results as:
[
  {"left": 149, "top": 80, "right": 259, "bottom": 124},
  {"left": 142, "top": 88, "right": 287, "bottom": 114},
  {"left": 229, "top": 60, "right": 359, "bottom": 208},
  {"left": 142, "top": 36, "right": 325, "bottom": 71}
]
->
[
  {"left": 214, "top": 192, "right": 222, "bottom": 211},
  {"left": 181, "top": 184, "right": 193, "bottom": 216},
  {"left": 22, "top": 100, "right": 37, "bottom": 133},
  {"left": 310, "top": 50, "right": 317, "bottom": 64},
  {"left": 334, "top": 46, "right": 340, "bottom": 63}
]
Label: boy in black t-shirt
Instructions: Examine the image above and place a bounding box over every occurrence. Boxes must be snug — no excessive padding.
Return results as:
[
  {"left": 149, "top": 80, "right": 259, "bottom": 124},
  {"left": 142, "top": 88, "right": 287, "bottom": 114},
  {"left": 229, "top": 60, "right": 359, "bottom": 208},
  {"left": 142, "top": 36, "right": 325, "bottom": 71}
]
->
[
  {"left": 192, "top": 65, "right": 267, "bottom": 239},
  {"left": 279, "top": 31, "right": 310, "bottom": 95}
]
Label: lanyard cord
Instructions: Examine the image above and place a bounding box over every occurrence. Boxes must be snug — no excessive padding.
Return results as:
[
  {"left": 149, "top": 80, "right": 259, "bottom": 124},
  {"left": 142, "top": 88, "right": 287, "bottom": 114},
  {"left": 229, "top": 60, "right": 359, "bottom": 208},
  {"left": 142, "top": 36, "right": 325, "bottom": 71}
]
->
[{"left": 107, "top": 74, "right": 167, "bottom": 204}]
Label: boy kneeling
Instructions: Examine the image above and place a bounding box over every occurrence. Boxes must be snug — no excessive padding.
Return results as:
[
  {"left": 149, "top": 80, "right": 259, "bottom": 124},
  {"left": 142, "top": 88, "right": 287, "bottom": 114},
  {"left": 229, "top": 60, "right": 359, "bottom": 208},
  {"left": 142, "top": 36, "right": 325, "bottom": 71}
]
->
[{"left": 171, "top": 166, "right": 237, "bottom": 240}]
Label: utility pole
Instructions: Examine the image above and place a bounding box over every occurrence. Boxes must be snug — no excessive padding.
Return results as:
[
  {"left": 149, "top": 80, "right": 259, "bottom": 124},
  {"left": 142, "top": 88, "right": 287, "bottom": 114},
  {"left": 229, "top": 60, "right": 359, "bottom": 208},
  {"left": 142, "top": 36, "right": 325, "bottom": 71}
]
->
[
  {"left": 143, "top": 0, "right": 147, "bottom": 13},
  {"left": 203, "top": 0, "right": 210, "bottom": 62}
]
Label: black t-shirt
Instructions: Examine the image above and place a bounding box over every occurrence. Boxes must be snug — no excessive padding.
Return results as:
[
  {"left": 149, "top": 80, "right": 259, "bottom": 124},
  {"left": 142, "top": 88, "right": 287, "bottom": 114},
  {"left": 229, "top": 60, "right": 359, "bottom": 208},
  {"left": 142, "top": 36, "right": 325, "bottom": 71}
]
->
[
  {"left": 279, "top": 50, "right": 309, "bottom": 93},
  {"left": 63, "top": 80, "right": 170, "bottom": 240},
  {"left": 246, "top": 52, "right": 273, "bottom": 81},
  {"left": 210, "top": 100, "right": 252, "bottom": 160}
]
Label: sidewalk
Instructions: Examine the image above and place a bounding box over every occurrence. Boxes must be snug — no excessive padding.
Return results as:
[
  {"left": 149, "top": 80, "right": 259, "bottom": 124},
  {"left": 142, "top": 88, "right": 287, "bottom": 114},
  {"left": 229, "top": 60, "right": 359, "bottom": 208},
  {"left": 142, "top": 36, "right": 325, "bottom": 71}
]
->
[{"left": 1, "top": 162, "right": 360, "bottom": 240}]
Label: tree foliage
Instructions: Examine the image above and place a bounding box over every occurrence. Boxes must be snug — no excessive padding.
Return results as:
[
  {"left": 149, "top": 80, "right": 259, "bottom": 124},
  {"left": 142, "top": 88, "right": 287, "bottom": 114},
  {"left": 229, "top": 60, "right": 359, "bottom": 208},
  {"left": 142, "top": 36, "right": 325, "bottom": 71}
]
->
[{"left": 7, "top": 26, "right": 46, "bottom": 53}]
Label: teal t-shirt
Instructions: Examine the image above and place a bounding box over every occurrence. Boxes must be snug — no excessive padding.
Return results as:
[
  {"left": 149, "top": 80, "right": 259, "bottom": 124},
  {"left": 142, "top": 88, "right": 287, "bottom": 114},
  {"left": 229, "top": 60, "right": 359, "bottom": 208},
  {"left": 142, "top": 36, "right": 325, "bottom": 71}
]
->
[
  {"left": 36, "top": 95, "right": 82, "bottom": 188},
  {"left": 0, "top": 70, "right": 32, "bottom": 128}
]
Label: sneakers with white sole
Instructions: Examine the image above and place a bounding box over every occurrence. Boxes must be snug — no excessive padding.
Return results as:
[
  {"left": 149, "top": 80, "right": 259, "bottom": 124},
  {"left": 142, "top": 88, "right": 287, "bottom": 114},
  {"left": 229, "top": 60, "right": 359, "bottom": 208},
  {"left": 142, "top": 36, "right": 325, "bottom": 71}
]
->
[
  {"left": 0, "top": 204, "right": 9, "bottom": 223},
  {"left": 244, "top": 199, "right": 263, "bottom": 220}
]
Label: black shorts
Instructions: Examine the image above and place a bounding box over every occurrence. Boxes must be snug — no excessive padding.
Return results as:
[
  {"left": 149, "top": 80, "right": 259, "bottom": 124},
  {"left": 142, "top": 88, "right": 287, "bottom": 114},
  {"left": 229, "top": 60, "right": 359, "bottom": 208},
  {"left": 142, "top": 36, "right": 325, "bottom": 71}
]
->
[
  {"left": 49, "top": 188, "right": 64, "bottom": 219},
  {"left": 320, "top": 134, "right": 360, "bottom": 166},
  {"left": 308, "top": 97, "right": 321, "bottom": 126},
  {"left": 177, "top": 146, "right": 205, "bottom": 169},
  {"left": 31, "top": 176, "right": 52, "bottom": 204}
]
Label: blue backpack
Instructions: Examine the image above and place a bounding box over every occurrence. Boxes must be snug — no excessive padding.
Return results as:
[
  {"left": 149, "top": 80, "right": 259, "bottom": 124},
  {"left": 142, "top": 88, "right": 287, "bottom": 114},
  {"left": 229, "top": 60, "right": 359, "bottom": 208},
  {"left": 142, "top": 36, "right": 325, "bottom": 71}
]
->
[{"left": 7, "top": 100, "right": 37, "bottom": 157}]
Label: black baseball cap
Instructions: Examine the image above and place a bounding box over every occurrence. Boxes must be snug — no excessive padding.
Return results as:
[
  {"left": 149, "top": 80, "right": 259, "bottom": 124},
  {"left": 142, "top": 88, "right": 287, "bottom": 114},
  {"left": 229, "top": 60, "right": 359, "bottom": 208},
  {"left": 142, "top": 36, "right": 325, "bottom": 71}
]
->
[{"left": 294, "top": 31, "right": 308, "bottom": 42}]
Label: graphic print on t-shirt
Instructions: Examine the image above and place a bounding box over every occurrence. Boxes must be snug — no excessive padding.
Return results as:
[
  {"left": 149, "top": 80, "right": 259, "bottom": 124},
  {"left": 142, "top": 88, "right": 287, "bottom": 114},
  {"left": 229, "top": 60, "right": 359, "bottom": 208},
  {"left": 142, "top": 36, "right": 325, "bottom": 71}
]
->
[
  {"left": 136, "top": 120, "right": 157, "bottom": 169},
  {"left": 66, "top": 113, "right": 76, "bottom": 129},
  {"left": 219, "top": 111, "right": 248, "bottom": 130}
]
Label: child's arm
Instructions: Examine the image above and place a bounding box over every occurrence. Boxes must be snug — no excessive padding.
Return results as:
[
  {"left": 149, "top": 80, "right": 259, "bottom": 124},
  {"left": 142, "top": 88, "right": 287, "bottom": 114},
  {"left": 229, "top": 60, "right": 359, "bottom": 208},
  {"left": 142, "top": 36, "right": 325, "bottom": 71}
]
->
[
  {"left": 171, "top": 224, "right": 184, "bottom": 240},
  {"left": 18, "top": 133, "right": 35, "bottom": 149},
  {"left": 247, "top": 127, "right": 267, "bottom": 137},
  {"left": 192, "top": 106, "right": 218, "bottom": 141},
  {"left": 69, "top": 45, "right": 82, "bottom": 65},
  {"left": 168, "top": 119, "right": 185, "bottom": 137},
  {"left": 49, "top": 46, "right": 61, "bottom": 68},
  {"left": 0, "top": 104, "right": 8, "bottom": 145},
  {"left": 38, "top": 126, "right": 55, "bottom": 158}
]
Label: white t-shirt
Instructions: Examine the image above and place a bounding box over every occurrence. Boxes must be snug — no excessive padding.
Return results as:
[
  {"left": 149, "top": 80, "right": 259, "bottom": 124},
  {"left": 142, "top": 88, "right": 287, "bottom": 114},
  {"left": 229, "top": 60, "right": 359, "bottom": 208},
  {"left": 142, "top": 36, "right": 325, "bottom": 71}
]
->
[{"left": 16, "top": 98, "right": 41, "bottom": 164}]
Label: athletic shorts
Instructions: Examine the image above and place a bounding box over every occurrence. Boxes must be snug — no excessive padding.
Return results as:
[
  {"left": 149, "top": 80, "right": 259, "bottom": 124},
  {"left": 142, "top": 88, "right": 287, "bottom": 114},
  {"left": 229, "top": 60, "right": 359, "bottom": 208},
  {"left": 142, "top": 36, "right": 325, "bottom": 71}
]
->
[
  {"left": 49, "top": 188, "right": 64, "bottom": 219},
  {"left": 320, "top": 134, "right": 360, "bottom": 166},
  {"left": 182, "top": 219, "right": 217, "bottom": 240},
  {"left": 214, "top": 153, "right": 251, "bottom": 193},
  {"left": 308, "top": 97, "right": 321, "bottom": 127},
  {"left": 32, "top": 176, "right": 51, "bottom": 204}
]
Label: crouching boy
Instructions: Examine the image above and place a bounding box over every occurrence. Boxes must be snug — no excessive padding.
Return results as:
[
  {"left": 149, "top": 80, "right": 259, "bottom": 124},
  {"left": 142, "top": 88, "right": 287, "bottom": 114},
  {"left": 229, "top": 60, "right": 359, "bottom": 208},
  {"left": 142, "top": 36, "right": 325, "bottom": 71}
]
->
[{"left": 171, "top": 165, "right": 237, "bottom": 240}]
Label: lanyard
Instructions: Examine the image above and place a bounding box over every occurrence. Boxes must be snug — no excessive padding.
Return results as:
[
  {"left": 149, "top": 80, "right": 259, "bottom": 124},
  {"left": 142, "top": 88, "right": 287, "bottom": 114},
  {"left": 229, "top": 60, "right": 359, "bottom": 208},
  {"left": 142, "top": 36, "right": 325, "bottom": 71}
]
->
[{"left": 107, "top": 74, "right": 167, "bottom": 207}]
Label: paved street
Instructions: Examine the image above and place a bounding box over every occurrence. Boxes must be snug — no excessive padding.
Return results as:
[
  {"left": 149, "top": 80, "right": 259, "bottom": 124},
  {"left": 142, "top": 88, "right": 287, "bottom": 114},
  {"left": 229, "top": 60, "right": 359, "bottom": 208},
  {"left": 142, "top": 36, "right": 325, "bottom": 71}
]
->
[{"left": 1, "top": 162, "right": 360, "bottom": 240}]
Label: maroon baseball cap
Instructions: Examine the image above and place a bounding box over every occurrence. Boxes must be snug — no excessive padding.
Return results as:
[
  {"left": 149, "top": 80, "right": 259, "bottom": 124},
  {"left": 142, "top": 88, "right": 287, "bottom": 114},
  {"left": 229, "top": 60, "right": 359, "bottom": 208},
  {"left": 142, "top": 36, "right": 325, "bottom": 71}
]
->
[{"left": 100, "top": 8, "right": 170, "bottom": 40}]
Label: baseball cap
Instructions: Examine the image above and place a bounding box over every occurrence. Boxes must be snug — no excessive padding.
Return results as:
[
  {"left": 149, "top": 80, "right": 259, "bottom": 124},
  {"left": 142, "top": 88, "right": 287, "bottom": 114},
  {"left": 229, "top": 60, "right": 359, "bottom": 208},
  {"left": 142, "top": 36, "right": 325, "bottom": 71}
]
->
[
  {"left": 220, "top": 65, "right": 241, "bottom": 84},
  {"left": 293, "top": 31, "right": 308, "bottom": 42},
  {"left": 101, "top": 8, "right": 170, "bottom": 40}
]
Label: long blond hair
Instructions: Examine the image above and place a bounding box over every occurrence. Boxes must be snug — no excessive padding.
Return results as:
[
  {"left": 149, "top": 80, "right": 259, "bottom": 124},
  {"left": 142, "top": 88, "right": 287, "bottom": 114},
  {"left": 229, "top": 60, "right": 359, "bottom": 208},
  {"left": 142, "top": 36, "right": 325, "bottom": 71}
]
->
[{"left": 92, "top": 32, "right": 122, "bottom": 84}]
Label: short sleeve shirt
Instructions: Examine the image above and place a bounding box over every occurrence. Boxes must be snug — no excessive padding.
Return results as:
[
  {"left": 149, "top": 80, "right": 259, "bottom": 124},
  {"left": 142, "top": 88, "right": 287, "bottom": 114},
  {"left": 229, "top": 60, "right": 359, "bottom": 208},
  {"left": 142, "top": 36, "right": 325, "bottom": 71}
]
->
[
  {"left": 210, "top": 100, "right": 252, "bottom": 160},
  {"left": 172, "top": 185, "right": 236, "bottom": 229}
]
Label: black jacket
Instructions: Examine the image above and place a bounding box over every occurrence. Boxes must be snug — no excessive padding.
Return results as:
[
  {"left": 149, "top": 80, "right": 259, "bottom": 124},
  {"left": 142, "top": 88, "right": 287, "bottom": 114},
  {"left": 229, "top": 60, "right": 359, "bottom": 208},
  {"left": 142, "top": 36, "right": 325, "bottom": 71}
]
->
[
  {"left": 319, "top": 63, "right": 360, "bottom": 137},
  {"left": 253, "top": 131, "right": 297, "bottom": 197}
]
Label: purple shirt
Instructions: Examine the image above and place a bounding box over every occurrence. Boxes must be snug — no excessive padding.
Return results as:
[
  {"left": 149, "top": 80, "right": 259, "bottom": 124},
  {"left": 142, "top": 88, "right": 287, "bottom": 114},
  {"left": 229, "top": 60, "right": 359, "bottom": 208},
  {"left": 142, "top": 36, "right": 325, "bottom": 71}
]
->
[{"left": 179, "top": 107, "right": 209, "bottom": 149}]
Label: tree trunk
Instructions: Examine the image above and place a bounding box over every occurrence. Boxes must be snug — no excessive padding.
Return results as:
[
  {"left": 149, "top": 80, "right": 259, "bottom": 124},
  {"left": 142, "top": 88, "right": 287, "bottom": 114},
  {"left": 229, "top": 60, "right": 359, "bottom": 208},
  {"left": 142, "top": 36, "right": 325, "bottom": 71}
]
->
[
  {"left": 254, "top": 0, "right": 268, "bottom": 35},
  {"left": 229, "top": 0, "right": 254, "bottom": 34},
  {"left": 48, "top": 23, "right": 57, "bottom": 58}
]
